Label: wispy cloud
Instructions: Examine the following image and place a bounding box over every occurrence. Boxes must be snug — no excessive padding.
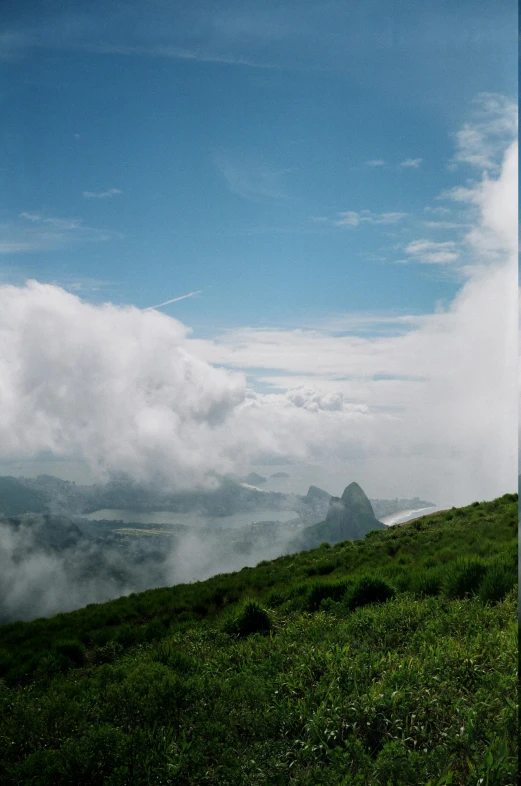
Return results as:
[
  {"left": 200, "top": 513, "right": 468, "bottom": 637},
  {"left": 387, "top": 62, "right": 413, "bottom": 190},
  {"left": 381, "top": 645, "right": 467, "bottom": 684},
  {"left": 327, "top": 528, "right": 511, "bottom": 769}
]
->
[
  {"left": 19, "top": 212, "right": 83, "bottom": 230},
  {"left": 83, "top": 188, "right": 122, "bottom": 199},
  {"left": 0, "top": 211, "right": 120, "bottom": 255},
  {"left": 451, "top": 93, "right": 517, "bottom": 172},
  {"left": 87, "top": 42, "right": 285, "bottom": 71},
  {"left": 400, "top": 158, "right": 423, "bottom": 168},
  {"left": 215, "top": 153, "right": 292, "bottom": 201},
  {"left": 365, "top": 159, "right": 385, "bottom": 167},
  {"left": 424, "top": 206, "right": 452, "bottom": 216},
  {"left": 144, "top": 290, "right": 204, "bottom": 311},
  {"left": 0, "top": 241, "right": 43, "bottom": 254},
  {"left": 334, "top": 210, "right": 408, "bottom": 228},
  {"left": 423, "top": 221, "right": 471, "bottom": 230},
  {"left": 404, "top": 239, "right": 460, "bottom": 265}
]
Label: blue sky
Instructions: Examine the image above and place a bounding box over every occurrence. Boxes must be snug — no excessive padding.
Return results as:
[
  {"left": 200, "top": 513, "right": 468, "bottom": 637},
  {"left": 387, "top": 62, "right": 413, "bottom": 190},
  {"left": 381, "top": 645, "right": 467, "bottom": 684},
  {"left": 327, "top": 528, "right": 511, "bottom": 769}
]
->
[
  {"left": 1, "top": 0, "right": 516, "bottom": 333},
  {"left": 0, "top": 1, "right": 517, "bottom": 504}
]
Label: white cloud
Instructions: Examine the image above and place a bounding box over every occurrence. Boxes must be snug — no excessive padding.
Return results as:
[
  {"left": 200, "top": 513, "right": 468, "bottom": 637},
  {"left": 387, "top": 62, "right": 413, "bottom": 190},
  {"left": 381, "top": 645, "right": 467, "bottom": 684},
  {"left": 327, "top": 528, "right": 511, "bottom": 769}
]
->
[
  {"left": 215, "top": 153, "right": 291, "bottom": 200},
  {"left": 365, "top": 159, "right": 385, "bottom": 167},
  {"left": 335, "top": 211, "right": 360, "bottom": 227},
  {"left": 452, "top": 92, "right": 517, "bottom": 172},
  {"left": 334, "top": 210, "right": 408, "bottom": 227},
  {"left": 0, "top": 211, "right": 119, "bottom": 254},
  {"left": 404, "top": 239, "right": 460, "bottom": 265},
  {"left": 0, "top": 241, "right": 43, "bottom": 254},
  {"left": 423, "top": 221, "right": 470, "bottom": 230},
  {"left": 87, "top": 43, "right": 282, "bottom": 71},
  {"left": 0, "top": 96, "right": 516, "bottom": 507},
  {"left": 83, "top": 188, "right": 122, "bottom": 199},
  {"left": 400, "top": 158, "right": 423, "bottom": 168},
  {"left": 0, "top": 282, "right": 247, "bottom": 488},
  {"left": 424, "top": 206, "right": 451, "bottom": 216},
  {"left": 189, "top": 123, "right": 518, "bottom": 505},
  {"left": 451, "top": 140, "right": 518, "bottom": 261},
  {"left": 19, "top": 212, "right": 83, "bottom": 230}
]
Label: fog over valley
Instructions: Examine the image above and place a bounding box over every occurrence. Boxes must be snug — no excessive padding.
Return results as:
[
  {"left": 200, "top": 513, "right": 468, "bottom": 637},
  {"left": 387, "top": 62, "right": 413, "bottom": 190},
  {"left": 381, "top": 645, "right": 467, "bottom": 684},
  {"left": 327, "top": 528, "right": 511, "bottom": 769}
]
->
[{"left": 0, "top": 470, "right": 437, "bottom": 621}]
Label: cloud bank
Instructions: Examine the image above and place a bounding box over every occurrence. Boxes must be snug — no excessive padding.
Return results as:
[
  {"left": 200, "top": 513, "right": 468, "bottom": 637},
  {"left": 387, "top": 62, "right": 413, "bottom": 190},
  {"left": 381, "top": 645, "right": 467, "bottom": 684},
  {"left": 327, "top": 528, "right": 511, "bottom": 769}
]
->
[{"left": 0, "top": 96, "right": 517, "bottom": 507}]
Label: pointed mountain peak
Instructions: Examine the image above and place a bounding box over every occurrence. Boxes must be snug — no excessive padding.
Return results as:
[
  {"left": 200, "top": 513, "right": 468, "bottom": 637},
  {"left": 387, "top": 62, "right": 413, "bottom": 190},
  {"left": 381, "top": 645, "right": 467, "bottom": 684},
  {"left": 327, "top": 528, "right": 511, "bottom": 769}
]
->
[{"left": 341, "top": 482, "right": 374, "bottom": 513}]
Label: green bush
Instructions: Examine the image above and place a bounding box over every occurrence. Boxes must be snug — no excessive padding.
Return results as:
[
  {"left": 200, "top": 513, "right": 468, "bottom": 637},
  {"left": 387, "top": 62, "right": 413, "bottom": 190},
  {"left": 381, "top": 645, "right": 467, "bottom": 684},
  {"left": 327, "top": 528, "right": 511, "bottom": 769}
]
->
[
  {"left": 152, "top": 642, "right": 195, "bottom": 673},
  {"left": 114, "top": 624, "right": 140, "bottom": 648},
  {"left": 411, "top": 568, "right": 443, "bottom": 597},
  {"left": 479, "top": 561, "right": 516, "bottom": 605},
  {"left": 224, "top": 599, "right": 272, "bottom": 637},
  {"left": 14, "top": 725, "right": 127, "bottom": 786},
  {"left": 53, "top": 639, "right": 86, "bottom": 666},
  {"left": 319, "top": 596, "right": 341, "bottom": 613},
  {"left": 142, "top": 619, "right": 167, "bottom": 643},
  {"left": 443, "top": 558, "right": 487, "bottom": 599},
  {"left": 305, "top": 560, "right": 336, "bottom": 577},
  {"left": 345, "top": 575, "right": 395, "bottom": 611},
  {"left": 265, "top": 590, "right": 286, "bottom": 608},
  {"left": 305, "top": 580, "right": 351, "bottom": 611}
]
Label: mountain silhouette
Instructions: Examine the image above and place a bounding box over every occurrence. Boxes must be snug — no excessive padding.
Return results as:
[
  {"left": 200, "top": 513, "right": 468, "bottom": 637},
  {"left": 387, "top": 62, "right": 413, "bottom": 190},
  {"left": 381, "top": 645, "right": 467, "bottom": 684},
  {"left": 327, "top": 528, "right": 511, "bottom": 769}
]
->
[{"left": 292, "top": 481, "right": 384, "bottom": 549}]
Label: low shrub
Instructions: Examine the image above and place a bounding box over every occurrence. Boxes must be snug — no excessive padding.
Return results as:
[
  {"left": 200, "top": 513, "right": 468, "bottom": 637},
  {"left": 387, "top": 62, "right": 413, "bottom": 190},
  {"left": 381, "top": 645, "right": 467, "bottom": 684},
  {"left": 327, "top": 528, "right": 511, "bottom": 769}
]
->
[
  {"left": 142, "top": 619, "right": 167, "bottom": 643},
  {"left": 224, "top": 599, "right": 272, "bottom": 638},
  {"left": 265, "top": 590, "right": 286, "bottom": 608},
  {"left": 443, "top": 558, "right": 487, "bottom": 599},
  {"left": 114, "top": 623, "right": 140, "bottom": 648},
  {"left": 152, "top": 642, "right": 195, "bottom": 672},
  {"left": 53, "top": 639, "right": 86, "bottom": 666},
  {"left": 305, "top": 580, "right": 350, "bottom": 611},
  {"left": 305, "top": 560, "right": 336, "bottom": 577},
  {"left": 319, "top": 597, "right": 341, "bottom": 613},
  {"left": 345, "top": 576, "right": 395, "bottom": 611},
  {"left": 479, "top": 560, "right": 517, "bottom": 605},
  {"left": 411, "top": 568, "right": 443, "bottom": 598}
]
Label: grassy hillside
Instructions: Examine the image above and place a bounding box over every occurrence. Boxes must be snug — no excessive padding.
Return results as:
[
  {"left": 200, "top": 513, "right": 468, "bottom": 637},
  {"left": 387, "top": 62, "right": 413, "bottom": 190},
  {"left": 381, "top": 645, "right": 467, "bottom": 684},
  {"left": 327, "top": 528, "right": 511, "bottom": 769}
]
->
[{"left": 0, "top": 494, "right": 517, "bottom": 785}]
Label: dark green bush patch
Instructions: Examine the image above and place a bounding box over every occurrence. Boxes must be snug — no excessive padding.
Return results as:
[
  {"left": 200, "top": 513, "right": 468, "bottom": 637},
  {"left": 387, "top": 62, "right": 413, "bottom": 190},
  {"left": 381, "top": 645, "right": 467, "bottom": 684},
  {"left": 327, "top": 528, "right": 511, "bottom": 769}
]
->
[
  {"left": 224, "top": 599, "right": 272, "bottom": 637},
  {"left": 345, "top": 575, "right": 395, "bottom": 611},
  {"left": 305, "top": 580, "right": 351, "bottom": 611},
  {"left": 443, "top": 558, "right": 487, "bottom": 599},
  {"left": 411, "top": 568, "right": 444, "bottom": 598},
  {"left": 478, "top": 560, "right": 517, "bottom": 605}
]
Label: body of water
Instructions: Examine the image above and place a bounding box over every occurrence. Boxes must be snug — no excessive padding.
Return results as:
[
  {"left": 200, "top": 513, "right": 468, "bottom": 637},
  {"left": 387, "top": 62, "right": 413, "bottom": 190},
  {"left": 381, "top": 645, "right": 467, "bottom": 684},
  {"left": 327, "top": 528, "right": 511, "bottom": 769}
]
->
[
  {"left": 83, "top": 508, "right": 299, "bottom": 529},
  {"left": 381, "top": 506, "right": 444, "bottom": 527}
]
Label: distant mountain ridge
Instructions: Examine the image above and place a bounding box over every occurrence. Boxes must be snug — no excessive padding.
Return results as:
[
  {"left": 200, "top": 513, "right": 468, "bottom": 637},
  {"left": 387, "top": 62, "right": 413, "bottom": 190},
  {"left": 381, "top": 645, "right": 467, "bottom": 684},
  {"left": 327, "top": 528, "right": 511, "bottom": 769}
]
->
[
  {"left": 292, "top": 481, "right": 385, "bottom": 550},
  {"left": 1, "top": 473, "right": 434, "bottom": 524},
  {"left": 0, "top": 473, "right": 435, "bottom": 622}
]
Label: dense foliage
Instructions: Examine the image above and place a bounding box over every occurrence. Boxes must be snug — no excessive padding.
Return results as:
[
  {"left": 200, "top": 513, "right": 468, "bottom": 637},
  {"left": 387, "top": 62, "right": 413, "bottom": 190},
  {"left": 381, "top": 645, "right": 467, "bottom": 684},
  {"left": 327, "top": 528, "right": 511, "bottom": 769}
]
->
[{"left": 0, "top": 494, "right": 517, "bottom": 784}]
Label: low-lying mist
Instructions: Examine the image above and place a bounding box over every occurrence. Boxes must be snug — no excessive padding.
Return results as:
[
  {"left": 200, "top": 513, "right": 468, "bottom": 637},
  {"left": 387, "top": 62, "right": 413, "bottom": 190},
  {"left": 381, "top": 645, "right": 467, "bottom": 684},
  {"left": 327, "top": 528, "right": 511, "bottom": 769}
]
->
[
  {"left": 0, "top": 511, "right": 303, "bottom": 623},
  {"left": 0, "top": 471, "right": 440, "bottom": 622}
]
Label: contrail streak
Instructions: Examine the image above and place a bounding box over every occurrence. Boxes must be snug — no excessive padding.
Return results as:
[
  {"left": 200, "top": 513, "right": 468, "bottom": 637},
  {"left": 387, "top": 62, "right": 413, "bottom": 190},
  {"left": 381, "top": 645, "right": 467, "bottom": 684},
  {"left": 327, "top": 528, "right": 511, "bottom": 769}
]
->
[{"left": 144, "top": 289, "right": 203, "bottom": 310}]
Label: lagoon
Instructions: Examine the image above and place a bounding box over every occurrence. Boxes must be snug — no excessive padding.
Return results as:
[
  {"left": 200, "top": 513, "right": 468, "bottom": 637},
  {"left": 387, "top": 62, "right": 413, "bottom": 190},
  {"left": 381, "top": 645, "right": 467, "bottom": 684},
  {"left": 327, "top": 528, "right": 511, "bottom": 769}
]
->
[{"left": 83, "top": 508, "right": 299, "bottom": 529}]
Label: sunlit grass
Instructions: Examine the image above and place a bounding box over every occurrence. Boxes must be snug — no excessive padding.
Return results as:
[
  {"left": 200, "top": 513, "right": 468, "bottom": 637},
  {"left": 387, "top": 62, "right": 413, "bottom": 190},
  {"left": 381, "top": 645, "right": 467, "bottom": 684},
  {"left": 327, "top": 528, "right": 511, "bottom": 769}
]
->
[{"left": 0, "top": 493, "right": 517, "bottom": 784}]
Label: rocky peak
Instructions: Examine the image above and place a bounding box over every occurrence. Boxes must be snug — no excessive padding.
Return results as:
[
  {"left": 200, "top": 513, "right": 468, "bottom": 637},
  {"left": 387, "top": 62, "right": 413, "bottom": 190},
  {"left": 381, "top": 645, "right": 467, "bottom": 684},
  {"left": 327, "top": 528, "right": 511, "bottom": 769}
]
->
[{"left": 324, "top": 481, "right": 382, "bottom": 541}]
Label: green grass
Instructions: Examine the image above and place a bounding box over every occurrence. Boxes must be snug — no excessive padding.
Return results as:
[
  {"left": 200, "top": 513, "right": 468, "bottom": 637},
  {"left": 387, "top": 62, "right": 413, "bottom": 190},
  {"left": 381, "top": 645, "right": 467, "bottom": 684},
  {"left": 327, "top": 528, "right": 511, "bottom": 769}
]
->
[{"left": 0, "top": 493, "right": 517, "bottom": 784}]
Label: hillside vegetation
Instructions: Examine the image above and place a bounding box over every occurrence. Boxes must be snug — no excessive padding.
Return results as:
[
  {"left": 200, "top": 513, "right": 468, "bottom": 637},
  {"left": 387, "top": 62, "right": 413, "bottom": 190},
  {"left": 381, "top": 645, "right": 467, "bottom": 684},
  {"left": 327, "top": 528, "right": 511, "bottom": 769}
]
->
[{"left": 0, "top": 493, "right": 517, "bottom": 785}]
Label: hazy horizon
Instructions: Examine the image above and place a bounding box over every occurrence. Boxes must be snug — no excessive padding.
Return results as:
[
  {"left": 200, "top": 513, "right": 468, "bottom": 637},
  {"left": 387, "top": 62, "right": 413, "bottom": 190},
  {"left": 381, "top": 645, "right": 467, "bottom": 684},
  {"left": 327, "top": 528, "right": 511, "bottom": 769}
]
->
[{"left": 0, "top": 1, "right": 517, "bottom": 513}]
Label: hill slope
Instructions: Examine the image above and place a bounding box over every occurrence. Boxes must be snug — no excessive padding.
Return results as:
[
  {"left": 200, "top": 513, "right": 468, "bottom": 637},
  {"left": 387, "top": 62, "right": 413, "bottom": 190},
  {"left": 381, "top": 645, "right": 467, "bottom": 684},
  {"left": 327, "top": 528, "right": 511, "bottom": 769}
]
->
[{"left": 0, "top": 493, "right": 517, "bottom": 785}]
